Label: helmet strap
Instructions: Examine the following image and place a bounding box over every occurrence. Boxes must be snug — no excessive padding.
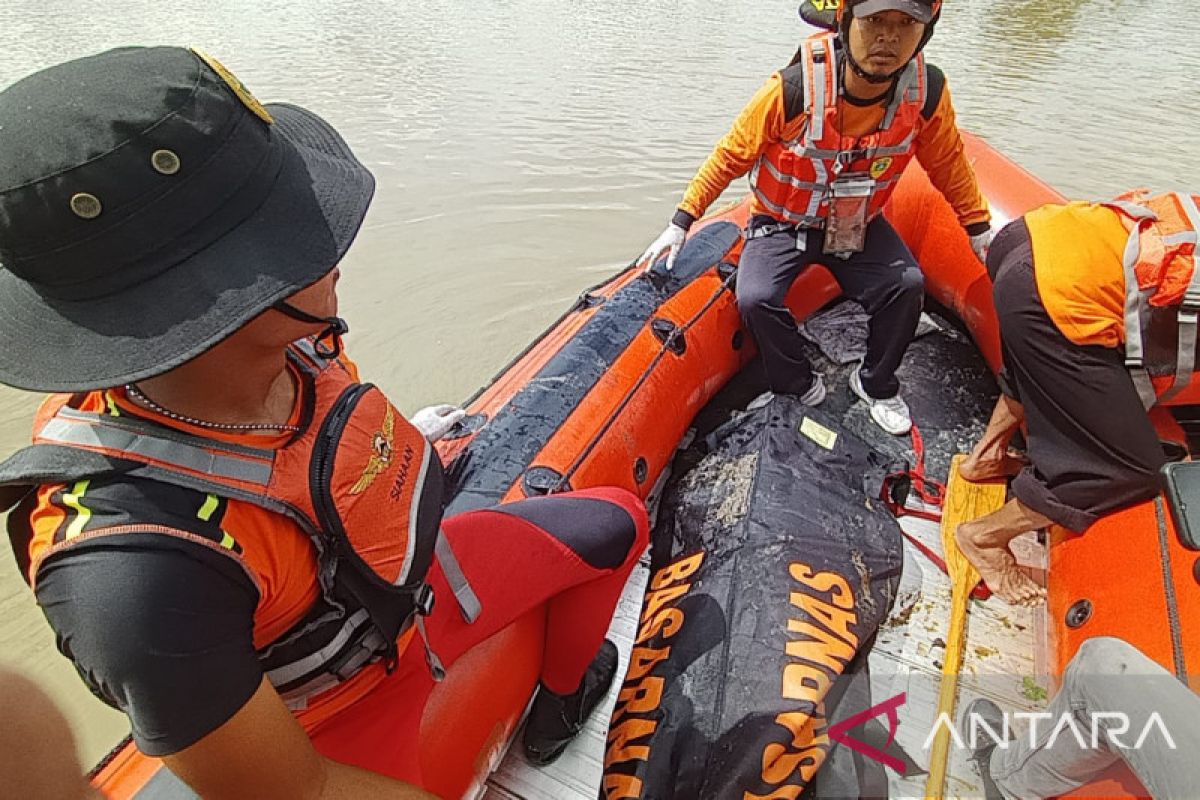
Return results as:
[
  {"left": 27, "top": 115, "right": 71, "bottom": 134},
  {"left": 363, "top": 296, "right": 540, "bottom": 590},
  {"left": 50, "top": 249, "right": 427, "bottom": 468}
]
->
[{"left": 272, "top": 300, "right": 349, "bottom": 360}]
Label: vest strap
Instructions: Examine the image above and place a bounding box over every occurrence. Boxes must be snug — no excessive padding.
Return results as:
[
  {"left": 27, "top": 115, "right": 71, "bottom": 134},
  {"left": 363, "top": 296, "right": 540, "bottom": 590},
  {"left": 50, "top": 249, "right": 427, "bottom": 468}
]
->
[
  {"left": 1120, "top": 214, "right": 1158, "bottom": 409},
  {"left": 415, "top": 615, "right": 446, "bottom": 682},
  {"left": 809, "top": 40, "right": 828, "bottom": 142},
  {"left": 1160, "top": 195, "right": 1200, "bottom": 404},
  {"left": 435, "top": 529, "right": 481, "bottom": 623}
]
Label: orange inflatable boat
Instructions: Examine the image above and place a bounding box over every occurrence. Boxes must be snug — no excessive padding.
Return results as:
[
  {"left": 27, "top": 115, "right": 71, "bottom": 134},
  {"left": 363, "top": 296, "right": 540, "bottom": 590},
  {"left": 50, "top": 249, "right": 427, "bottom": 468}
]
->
[{"left": 90, "top": 133, "right": 1194, "bottom": 799}]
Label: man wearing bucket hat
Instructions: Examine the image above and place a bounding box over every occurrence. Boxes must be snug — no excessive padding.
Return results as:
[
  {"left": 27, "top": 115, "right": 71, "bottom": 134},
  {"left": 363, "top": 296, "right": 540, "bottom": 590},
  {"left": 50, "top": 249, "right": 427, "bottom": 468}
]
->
[
  {"left": 0, "top": 47, "right": 648, "bottom": 797},
  {"left": 639, "top": 0, "right": 992, "bottom": 437}
]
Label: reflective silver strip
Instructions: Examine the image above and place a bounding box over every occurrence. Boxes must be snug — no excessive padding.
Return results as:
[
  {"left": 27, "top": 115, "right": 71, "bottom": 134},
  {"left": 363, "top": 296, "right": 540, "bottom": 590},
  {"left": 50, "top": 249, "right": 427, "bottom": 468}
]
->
[
  {"left": 1130, "top": 367, "right": 1158, "bottom": 410},
  {"left": 38, "top": 417, "right": 273, "bottom": 486},
  {"left": 334, "top": 628, "right": 387, "bottom": 679},
  {"left": 416, "top": 615, "right": 446, "bottom": 682},
  {"left": 807, "top": 158, "right": 829, "bottom": 220},
  {"left": 436, "top": 531, "right": 481, "bottom": 623},
  {"left": 396, "top": 438, "right": 434, "bottom": 586},
  {"left": 1158, "top": 195, "right": 1200, "bottom": 403},
  {"left": 870, "top": 131, "right": 918, "bottom": 157},
  {"left": 266, "top": 607, "right": 374, "bottom": 688},
  {"left": 756, "top": 156, "right": 827, "bottom": 193},
  {"left": 749, "top": 189, "right": 824, "bottom": 226},
  {"left": 1109, "top": 199, "right": 1156, "bottom": 220},
  {"left": 1178, "top": 193, "right": 1200, "bottom": 258},
  {"left": 786, "top": 134, "right": 914, "bottom": 162},
  {"left": 1120, "top": 221, "right": 1159, "bottom": 409},
  {"left": 810, "top": 40, "right": 828, "bottom": 142},
  {"left": 283, "top": 675, "right": 338, "bottom": 712},
  {"left": 277, "top": 627, "right": 389, "bottom": 711},
  {"left": 1162, "top": 311, "right": 1198, "bottom": 404},
  {"left": 881, "top": 59, "right": 920, "bottom": 129}
]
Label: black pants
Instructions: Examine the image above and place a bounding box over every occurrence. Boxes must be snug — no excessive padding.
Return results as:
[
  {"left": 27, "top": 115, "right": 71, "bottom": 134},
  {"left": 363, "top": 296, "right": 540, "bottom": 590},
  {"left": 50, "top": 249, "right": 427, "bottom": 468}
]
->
[
  {"left": 736, "top": 215, "right": 924, "bottom": 399},
  {"left": 989, "top": 219, "right": 1164, "bottom": 533}
]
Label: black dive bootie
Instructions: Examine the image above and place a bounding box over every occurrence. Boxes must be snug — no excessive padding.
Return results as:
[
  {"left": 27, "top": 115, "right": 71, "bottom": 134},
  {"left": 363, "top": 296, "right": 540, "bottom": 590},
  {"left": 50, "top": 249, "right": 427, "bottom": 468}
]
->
[{"left": 522, "top": 639, "right": 620, "bottom": 766}]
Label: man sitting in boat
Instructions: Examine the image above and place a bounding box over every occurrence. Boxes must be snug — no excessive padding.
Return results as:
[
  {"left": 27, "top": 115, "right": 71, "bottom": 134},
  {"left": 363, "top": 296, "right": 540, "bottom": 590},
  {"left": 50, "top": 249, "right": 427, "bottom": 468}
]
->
[
  {"left": 964, "top": 637, "right": 1200, "bottom": 798},
  {"left": 638, "top": 0, "right": 992, "bottom": 436},
  {"left": 958, "top": 192, "right": 1200, "bottom": 604},
  {"left": 0, "top": 47, "right": 649, "bottom": 797}
]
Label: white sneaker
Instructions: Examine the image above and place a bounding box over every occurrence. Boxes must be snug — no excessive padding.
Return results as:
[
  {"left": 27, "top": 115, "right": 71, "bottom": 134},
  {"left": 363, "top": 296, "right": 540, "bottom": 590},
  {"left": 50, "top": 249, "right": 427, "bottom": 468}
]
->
[
  {"left": 849, "top": 364, "right": 911, "bottom": 435},
  {"left": 798, "top": 373, "right": 826, "bottom": 406}
]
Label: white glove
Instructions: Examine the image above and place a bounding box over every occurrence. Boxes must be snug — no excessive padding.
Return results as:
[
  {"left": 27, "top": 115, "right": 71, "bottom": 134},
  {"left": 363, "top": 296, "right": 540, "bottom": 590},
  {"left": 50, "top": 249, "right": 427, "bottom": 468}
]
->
[
  {"left": 638, "top": 223, "right": 687, "bottom": 272},
  {"left": 410, "top": 404, "right": 467, "bottom": 442},
  {"left": 969, "top": 227, "right": 994, "bottom": 265}
]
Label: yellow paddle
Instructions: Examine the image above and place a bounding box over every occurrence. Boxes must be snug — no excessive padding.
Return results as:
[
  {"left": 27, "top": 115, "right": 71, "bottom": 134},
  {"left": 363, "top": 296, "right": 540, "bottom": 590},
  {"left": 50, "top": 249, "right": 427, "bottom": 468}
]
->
[{"left": 923, "top": 454, "right": 1006, "bottom": 799}]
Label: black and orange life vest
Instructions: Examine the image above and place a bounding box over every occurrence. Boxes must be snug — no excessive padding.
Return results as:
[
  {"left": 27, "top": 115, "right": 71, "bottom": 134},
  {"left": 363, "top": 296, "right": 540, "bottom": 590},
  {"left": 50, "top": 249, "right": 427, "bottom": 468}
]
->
[
  {"left": 748, "top": 33, "right": 927, "bottom": 228},
  {"left": 0, "top": 340, "right": 468, "bottom": 708},
  {"left": 1102, "top": 191, "right": 1200, "bottom": 407}
]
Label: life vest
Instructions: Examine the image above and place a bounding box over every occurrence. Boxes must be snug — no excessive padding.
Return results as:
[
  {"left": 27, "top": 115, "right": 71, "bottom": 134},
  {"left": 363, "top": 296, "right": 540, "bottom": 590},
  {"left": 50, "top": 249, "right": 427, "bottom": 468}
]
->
[
  {"left": 1102, "top": 190, "right": 1200, "bottom": 408},
  {"left": 748, "top": 33, "right": 927, "bottom": 228},
  {"left": 0, "top": 340, "right": 477, "bottom": 709}
]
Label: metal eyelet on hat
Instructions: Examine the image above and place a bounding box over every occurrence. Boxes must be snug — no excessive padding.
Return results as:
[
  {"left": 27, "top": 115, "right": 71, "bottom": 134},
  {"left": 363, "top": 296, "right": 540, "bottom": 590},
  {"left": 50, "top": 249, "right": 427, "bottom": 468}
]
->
[
  {"left": 151, "top": 149, "right": 181, "bottom": 175},
  {"left": 70, "top": 193, "right": 103, "bottom": 220}
]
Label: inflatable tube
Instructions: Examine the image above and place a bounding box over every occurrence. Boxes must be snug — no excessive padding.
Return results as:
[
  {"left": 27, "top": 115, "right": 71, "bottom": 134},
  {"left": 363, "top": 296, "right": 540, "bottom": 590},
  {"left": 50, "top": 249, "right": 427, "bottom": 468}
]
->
[{"left": 91, "top": 133, "right": 1190, "bottom": 799}]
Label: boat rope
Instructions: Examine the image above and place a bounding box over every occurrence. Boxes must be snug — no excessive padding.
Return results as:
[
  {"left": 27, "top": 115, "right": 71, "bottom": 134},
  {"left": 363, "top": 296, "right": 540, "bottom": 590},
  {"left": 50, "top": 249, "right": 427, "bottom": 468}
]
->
[
  {"left": 1153, "top": 496, "right": 1190, "bottom": 682},
  {"left": 551, "top": 267, "right": 738, "bottom": 492},
  {"left": 87, "top": 733, "right": 133, "bottom": 780}
]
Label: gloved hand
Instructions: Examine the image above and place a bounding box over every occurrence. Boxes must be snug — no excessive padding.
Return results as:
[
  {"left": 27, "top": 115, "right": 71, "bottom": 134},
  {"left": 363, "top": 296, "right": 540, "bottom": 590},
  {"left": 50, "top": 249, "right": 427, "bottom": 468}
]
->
[
  {"left": 638, "top": 223, "right": 687, "bottom": 273},
  {"left": 410, "top": 404, "right": 467, "bottom": 442},
  {"left": 969, "top": 227, "right": 994, "bottom": 265}
]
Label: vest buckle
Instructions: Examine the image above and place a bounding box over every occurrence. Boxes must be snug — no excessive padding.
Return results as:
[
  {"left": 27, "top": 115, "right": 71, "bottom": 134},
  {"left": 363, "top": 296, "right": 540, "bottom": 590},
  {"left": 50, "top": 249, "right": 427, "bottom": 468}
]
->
[
  {"left": 382, "top": 639, "right": 400, "bottom": 675},
  {"left": 415, "top": 582, "right": 436, "bottom": 617}
]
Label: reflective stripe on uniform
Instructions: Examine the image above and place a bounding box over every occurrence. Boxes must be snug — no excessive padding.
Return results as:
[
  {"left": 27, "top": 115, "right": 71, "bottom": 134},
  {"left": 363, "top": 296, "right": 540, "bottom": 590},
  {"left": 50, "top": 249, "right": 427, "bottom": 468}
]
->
[
  {"left": 37, "top": 414, "right": 274, "bottom": 486},
  {"left": 1159, "top": 195, "right": 1200, "bottom": 403},
  {"left": 808, "top": 39, "right": 826, "bottom": 142},
  {"left": 1119, "top": 217, "right": 1159, "bottom": 409}
]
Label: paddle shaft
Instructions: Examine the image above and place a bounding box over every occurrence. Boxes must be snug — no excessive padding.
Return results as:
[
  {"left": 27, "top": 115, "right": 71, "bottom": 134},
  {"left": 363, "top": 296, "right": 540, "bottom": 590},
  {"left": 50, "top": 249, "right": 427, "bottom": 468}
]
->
[{"left": 924, "top": 455, "right": 1005, "bottom": 800}]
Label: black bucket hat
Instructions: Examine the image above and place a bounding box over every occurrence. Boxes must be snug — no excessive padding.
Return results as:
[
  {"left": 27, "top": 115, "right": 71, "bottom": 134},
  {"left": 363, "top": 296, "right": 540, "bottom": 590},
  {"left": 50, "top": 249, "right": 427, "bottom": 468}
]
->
[{"left": 0, "top": 46, "right": 375, "bottom": 392}]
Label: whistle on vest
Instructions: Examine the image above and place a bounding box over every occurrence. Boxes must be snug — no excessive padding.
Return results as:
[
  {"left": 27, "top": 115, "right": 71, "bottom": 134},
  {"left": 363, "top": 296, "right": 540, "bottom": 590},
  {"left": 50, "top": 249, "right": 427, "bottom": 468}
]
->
[{"left": 823, "top": 174, "right": 874, "bottom": 256}]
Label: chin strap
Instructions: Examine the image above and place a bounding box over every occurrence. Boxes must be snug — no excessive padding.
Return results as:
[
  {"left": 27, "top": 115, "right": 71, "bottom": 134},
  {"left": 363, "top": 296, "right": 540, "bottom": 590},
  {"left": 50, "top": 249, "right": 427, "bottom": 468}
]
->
[
  {"left": 843, "top": 45, "right": 903, "bottom": 85},
  {"left": 272, "top": 300, "right": 349, "bottom": 360}
]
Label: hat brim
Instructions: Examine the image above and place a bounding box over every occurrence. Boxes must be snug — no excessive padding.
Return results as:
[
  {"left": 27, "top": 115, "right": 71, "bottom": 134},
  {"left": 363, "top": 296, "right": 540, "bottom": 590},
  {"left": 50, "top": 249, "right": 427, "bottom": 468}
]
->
[
  {"left": 852, "top": 0, "right": 933, "bottom": 23},
  {"left": 0, "top": 103, "right": 375, "bottom": 392}
]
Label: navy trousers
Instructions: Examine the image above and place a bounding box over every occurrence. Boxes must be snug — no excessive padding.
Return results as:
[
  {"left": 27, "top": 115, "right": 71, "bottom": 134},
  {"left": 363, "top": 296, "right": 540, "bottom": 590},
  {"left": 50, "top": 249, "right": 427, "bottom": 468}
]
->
[{"left": 736, "top": 214, "right": 925, "bottom": 399}]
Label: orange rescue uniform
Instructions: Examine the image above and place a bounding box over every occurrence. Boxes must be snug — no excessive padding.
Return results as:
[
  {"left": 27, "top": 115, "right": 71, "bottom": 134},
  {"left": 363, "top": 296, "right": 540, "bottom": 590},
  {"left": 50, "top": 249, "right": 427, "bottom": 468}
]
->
[
  {"left": 676, "top": 62, "right": 989, "bottom": 230},
  {"left": 1025, "top": 202, "right": 1129, "bottom": 349}
]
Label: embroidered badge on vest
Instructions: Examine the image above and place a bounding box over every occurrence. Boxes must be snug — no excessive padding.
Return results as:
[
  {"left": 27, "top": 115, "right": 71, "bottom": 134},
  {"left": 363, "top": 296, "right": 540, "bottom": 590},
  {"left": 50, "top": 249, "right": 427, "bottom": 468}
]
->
[{"left": 350, "top": 404, "right": 395, "bottom": 495}]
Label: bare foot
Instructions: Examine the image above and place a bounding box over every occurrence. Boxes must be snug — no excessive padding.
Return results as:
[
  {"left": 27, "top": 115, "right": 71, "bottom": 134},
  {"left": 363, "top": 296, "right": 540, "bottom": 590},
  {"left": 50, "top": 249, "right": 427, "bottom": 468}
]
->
[
  {"left": 959, "top": 450, "right": 1028, "bottom": 482},
  {"left": 956, "top": 521, "right": 1046, "bottom": 606}
]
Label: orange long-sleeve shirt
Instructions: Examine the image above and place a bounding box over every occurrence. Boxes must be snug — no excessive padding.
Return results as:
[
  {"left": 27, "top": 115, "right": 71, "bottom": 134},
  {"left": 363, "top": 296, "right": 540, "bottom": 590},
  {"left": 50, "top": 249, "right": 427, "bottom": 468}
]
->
[{"left": 677, "top": 66, "right": 990, "bottom": 231}]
